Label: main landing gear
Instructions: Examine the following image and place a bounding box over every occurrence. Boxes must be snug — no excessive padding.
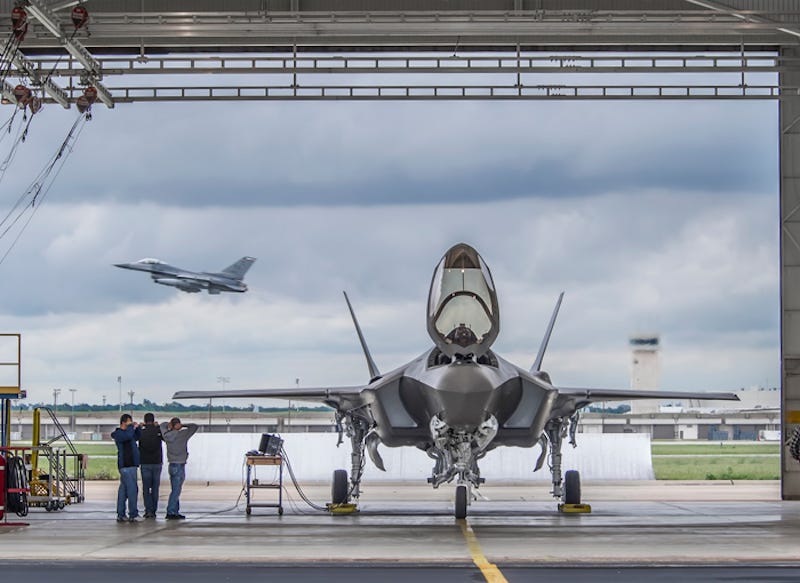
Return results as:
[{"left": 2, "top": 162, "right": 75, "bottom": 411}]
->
[{"left": 536, "top": 415, "right": 591, "bottom": 513}]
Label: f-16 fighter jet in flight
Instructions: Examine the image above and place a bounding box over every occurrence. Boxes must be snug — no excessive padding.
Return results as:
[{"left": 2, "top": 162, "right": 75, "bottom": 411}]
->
[
  {"left": 115, "top": 256, "right": 255, "bottom": 294},
  {"left": 174, "top": 243, "right": 737, "bottom": 517}
]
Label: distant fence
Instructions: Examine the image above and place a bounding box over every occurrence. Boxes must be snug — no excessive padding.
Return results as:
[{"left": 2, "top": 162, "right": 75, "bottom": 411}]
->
[{"left": 176, "top": 433, "right": 654, "bottom": 483}]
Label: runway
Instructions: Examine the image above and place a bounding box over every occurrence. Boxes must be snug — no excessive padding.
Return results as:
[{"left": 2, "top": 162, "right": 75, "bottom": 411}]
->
[
  {"left": 2, "top": 563, "right": 799, "bottom": 583},
  {"left": 2, "top": 480, "right": 798, "bottom": 581}
]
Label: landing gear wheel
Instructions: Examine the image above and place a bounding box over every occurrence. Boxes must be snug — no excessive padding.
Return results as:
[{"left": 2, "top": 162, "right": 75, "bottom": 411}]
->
[
  {"left": 564, "top": 470, "right": 581, "bottom": 505},
  {"left": 331, "top": 469, "right": 349, "bottom": 505},
  {"left": 245, "top": 506, "right": 251, "bottom": 516},
  {"left": 455, "top": 484, "right": 468, "bottom": 519}
]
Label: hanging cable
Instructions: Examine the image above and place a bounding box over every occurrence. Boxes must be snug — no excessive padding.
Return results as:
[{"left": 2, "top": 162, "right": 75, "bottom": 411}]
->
[
  {"left": 0, "top": 5, "right": 28, "bottom": 85},
  {"left": 36, "top": 4, "right": 91, "bottom": 90},
  {"left": 0, "top": 112, "right": 90, "bottom": 267},
  {"left": 279, "top": 445, "right": 329, "bottom": 511},
  {"left": 6, "top": 454, "right": 29, "bottom": 517}
]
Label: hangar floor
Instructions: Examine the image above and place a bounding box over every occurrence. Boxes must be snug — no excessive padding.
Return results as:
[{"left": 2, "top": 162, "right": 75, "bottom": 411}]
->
[{"left": 2, "top": 481, "right": 798, "bottom": 566}]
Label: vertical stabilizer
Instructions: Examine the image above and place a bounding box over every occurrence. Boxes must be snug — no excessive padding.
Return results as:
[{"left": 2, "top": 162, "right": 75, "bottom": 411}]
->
[
  {"left": 221, "top": 257, "right": 256, "bottom": 280},
  {"left": 343, "top": 291, "right": 381, "bottom": 381},
  {"left": 531, "top": 292, "right": 564, "bottom": 373}
]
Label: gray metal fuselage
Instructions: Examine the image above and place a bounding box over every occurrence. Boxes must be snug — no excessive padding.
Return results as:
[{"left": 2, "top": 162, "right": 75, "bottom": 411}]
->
[{"left": 363, "top": 349, "right": 556, "bottom": 451}]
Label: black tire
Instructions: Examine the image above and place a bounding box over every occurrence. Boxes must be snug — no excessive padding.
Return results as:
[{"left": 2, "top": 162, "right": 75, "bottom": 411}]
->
[
  {"left": 455, "top": 485, "right": 468, "bottom": 519},
  {"left": 331, "top": 469, "right": 349, "bottom": 505},
  {"left": 245, "top": 506, "right": 251, "bottom": 515},
  {"left": 564, "top": 470, "right": 581, "bottom": 505}
]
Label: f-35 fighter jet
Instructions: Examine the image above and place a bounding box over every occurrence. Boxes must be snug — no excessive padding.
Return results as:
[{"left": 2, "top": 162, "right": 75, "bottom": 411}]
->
[
  {"left": 174, "top": 243, "right": 737, "bottom": 517},
  {"left": 114, "top": 256, "right": 255, "bottom": 294}
]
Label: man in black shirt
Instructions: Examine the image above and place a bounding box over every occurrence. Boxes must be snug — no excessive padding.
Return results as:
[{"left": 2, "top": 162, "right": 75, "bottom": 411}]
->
[{"left": 138, "top": 412, "right": 163, "bottom": 519}]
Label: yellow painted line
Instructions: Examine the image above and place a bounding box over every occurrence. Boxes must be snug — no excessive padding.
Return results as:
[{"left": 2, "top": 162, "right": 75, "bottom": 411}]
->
[
  {"left": 458, "top": 518, "right": 508, "bottom": 583},
  {"left": 787, "top": 410, "right": 800, "bottom": 424}
]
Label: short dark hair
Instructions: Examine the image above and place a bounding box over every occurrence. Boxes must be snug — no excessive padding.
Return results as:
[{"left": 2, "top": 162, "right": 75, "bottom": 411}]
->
[
  {"left": 144, "top": 412, "right": 155, "bottom": 423},
  {"left": 120, "top": 414, "right": 132, "bottom": 424},
  {"left": 170, "top": 417, "right": 181, "bottom": 426}
]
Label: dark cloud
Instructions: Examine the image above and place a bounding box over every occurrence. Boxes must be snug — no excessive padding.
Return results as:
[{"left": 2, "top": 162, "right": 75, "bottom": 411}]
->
[{"left": 0, "top": 99, "right": 776, "bottom": 207}]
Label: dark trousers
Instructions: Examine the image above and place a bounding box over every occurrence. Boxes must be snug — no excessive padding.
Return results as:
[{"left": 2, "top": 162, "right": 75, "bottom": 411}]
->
[{"left": 140, "top": 463, "right": 162, "bottom": 515}]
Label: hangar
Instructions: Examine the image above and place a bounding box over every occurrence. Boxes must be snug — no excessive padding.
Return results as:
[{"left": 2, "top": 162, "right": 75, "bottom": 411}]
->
[{"left": 0, "top": 0, "right": 798, "bottom": 500}]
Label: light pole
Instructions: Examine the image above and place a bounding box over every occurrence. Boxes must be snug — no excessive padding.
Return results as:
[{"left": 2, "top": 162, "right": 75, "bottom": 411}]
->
[
  {"left": 52, "top": 388, "right": 61, "bottom": 439},
  {"left": 69, "top": 388, "right": 77, "bottom": 433},
  {"left": 128, "top": 390, "right": 135, "bottom": 416},
  {"left": 117, "top": 376, "right": 122, "bottom": 413}
]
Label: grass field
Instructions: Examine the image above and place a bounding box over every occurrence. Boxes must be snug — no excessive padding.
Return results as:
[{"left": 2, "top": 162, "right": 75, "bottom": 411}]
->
[
  {"left": 650, "top": 442, "right": 781, "bottom": 479},
  {"left": 651, "top": 443, "right": 780, "bottom": 456},
  {"left": 652, "top": 456, "right": 780, "bottom": 480}
]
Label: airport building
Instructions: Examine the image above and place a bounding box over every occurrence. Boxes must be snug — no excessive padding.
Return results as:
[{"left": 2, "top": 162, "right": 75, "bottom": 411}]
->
[{"left": 7, "top": 385, "right": 781, "bottom": 442}]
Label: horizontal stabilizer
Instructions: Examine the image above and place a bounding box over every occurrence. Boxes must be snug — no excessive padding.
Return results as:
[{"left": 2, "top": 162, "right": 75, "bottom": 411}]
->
[{"left": 556, "top": 387, "right": 740, "bottom": 404}]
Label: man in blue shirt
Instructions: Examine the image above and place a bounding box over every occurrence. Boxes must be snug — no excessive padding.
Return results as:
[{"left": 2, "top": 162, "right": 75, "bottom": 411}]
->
[{"left": 111, "top": 414, "right": 142, "bottom": 522}]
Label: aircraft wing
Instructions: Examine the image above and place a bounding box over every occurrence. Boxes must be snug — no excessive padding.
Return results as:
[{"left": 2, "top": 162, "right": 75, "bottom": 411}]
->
[
  {"left": 555, "top": 387, "right": 740, "bottom": 407},
  {"left": 172, "top": 385, "right": 367, "bottom": 409}
]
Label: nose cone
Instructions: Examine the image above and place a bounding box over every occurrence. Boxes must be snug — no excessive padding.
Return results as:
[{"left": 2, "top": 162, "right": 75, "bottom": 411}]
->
[{"left": 427, "top": 243, "right": 500, "bottom": 359}]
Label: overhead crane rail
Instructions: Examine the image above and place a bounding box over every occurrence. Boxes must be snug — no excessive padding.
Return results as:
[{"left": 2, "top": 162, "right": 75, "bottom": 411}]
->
[
  {"left": 102, "top": 82, "right": 783, "bottom": 102},
  {"left": 26, "top": 53, "right": 789, "bottom": 77}
]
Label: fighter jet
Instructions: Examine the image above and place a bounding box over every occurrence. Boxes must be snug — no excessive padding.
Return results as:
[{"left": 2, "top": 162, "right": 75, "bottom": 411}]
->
[
  {"left": 174, "top": 243, "right": 738, "bottom": 517},
  {"left": 114, "top": 256, "right": 255, "bottom": 294}
]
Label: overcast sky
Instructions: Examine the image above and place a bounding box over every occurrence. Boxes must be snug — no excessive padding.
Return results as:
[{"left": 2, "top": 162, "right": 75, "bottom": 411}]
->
[{"left": 0, "top": 92, "right": 780, "bottom": 407}]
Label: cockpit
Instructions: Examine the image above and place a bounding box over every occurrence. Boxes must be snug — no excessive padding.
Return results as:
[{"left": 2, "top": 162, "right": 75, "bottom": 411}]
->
[
  {"left": 427, "top": 243, "right": 500, "bottom": 359},
  {"left": 136, "top": 258, "right": 164, "bottom": 265}
]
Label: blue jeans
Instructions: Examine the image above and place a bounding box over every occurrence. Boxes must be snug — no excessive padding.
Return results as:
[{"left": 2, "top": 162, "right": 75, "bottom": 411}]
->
[
  {"left": 140, "top": 464, "right": 162, "bottom": 515},
  {"left": 167, "top": 463, "right": 185, "bottom": 516},
  {"left": 117, "top": 466, "right": 139, "bottom": 519}
]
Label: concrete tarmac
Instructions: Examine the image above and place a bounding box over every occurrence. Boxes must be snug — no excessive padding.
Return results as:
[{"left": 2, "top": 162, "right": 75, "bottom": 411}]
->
[{"left": 2, "top": 480, "right": 799, "bottom": 569}]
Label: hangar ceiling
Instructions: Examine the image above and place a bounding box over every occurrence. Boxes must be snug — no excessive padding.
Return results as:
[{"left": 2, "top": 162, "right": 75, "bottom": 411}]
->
[
  {"left": 0, "top": 1, "right": 798, "bottom": 499},
  {"left": 0, "top": 0, "right": 799, "bottom": 105}
]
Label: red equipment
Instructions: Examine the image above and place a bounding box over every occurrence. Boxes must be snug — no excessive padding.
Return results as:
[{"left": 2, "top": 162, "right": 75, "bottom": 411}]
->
[
  {"left": 83, "top": 86, "right": 98, "bottom": 104},
  {"left": 10, "top": 6, "right": 27, "bottom": 41},
  {"left": 71, "top": 5, "right": 89, "bottom": 29},
  {"left": 13, "top": 84, "right": 32, "bottom": 108},
  {"left": 0, "top": 452, "right": 6, "bottom": 521},
  {"left": 75, "top": 95, "right": 90, "bottom": 113}
]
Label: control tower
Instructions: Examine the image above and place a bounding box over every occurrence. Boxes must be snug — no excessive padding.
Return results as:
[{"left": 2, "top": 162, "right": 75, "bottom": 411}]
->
[{"left": 630, "top": 334, "right": 661, "bottom": 414}]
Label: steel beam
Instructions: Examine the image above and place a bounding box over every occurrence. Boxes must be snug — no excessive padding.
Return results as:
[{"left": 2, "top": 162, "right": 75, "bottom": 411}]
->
[
  {"left": 43, "top": 82, "right": 779, "bottom": 103},
  {"left": 12, "top": 50, "right": 70, "bottom": 108},
  {"left": 780, "top": 45, "right": 800, "bottom": 500},
  {"left": 24, "top": 0, "right": 114, "bottom": 108}
]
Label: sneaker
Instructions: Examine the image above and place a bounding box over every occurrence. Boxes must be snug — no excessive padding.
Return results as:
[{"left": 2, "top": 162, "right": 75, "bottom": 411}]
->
[
  {"left": 176, "top": 514, "right": 186, "bottom": 519},
  {"left": 128, "top": 516, "right": 142, "bottom": 523},
  {"left": 144, "top": 513, "right": 155, "bottom": 519},
  {"left": 116, "top": 517, "right": 127, "bottom": 523},
  {"left": 165, "top": 514, "right": 179, "bottom": 520}
]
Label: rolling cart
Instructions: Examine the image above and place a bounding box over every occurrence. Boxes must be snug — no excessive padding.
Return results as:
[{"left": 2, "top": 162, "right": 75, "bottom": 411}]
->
[{"left": 244, "top": 454, "right": 283, "bottom": 515}]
